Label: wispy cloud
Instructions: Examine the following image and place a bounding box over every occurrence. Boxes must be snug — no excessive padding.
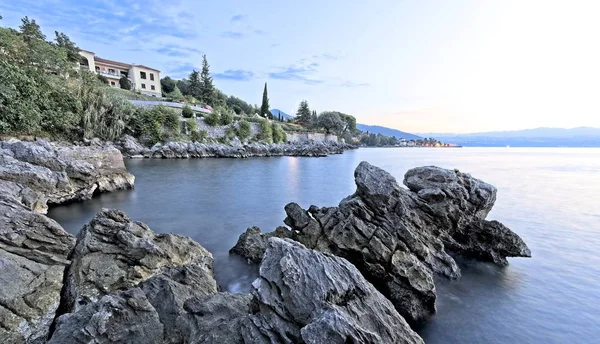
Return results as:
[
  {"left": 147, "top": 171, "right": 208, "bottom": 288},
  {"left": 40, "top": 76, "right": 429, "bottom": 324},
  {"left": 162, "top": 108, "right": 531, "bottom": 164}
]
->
[
  {"left": 214, "top": 69, "right": 255, "bottom": 81},
  {"left": 221, "top": 31, "right": 244, "bottom": 39},
  {"left": 231, "top": 14, "right": 245, "bottom": 22},
  {"left": 268, "top": 64, "right": 323, "bottom": 85},
  {"left": 156, "top": 45, "right": 202, "bottom": 57}
]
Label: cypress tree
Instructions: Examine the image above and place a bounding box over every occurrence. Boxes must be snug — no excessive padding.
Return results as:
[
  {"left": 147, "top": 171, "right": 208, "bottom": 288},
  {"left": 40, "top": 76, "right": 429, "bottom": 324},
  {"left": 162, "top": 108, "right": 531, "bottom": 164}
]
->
[
  {"left": 200, "top": 55, "right": 215, "bottom": 106},
  {"left": 260, "top": 82, "right": 270, "bottom": 118}
]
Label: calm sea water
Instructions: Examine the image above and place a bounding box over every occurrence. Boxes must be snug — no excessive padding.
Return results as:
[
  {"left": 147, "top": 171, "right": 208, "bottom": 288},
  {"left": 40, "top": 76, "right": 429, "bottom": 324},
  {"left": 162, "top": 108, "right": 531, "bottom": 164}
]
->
[{"left": 48, "top": 148, "right": 600, "bottom": 343}]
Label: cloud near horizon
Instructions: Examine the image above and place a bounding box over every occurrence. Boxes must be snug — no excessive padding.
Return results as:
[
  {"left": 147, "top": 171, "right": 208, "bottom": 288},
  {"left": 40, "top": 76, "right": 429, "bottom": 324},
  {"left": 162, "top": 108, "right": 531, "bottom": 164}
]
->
[{"left": 214, "top": 69, "right": 255, "bottom": 81}]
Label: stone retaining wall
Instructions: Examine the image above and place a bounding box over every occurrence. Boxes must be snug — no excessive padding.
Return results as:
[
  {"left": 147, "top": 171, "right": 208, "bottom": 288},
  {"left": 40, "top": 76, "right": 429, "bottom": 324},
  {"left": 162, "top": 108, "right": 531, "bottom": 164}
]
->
[{"left": 286, "top": 132, "right": 338, "bottom": 143}]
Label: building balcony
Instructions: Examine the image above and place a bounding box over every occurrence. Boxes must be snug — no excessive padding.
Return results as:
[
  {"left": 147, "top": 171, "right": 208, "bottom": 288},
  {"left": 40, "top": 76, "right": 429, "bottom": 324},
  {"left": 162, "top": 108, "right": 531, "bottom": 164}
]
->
[{"left": 97, "top": 71, "right": 127, "bottom": 79}]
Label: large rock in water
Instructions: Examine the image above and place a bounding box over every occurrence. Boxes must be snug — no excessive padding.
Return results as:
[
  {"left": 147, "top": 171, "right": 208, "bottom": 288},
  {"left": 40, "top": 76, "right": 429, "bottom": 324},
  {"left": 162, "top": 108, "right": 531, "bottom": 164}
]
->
[
  {"left": 242, "top": 238, "right": 423, "bottom": 344},
  {"left": 0, "top": 184, "right": 75, "bottom": 343},
  {"left": 61, "top": 209, "right": 217, "bottom": 314},
  {"left": 231, "top": 162, "right": 531, "bottom": 324},
  {"left": 0, "top": 139, "right": 134, "bottom": 208}
]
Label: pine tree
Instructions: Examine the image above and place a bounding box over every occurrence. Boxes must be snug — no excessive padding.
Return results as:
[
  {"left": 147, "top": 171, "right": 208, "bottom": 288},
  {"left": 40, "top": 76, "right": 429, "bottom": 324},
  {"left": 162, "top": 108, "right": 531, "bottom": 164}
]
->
[
  {"left": 296, "top": 100, "right": 312, "bottom": 126},
  {"left": 260, "top": 82, "right": 270, "bottom": 118},
  {"left": 188, "top": 70, "right": 202, "bottom": 101},
  {"left": 200, "top": 55, "right": 215, "bottom": 106},
  {"left": 54, "top": 31, "right": 80, "bottom": 63},
  {"left": 19, "top": 16, "right": 45, "bottom": 42}
]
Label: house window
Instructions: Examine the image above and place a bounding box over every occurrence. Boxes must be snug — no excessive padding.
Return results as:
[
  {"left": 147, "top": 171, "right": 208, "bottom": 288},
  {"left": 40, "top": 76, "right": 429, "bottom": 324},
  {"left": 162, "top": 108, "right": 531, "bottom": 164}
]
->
[
  {"left": 140, "top": 71, "right": 147, "bottom": 79},
  {"left": 95, "top": 66, "right": 100, "bottom": 72},
  {"left": 108, "top": 68, "right": 115, "bottom": 74},
  {"left": 150, "top": 73, "right": 154, "bottom": 81},
  {"left": 151, "top": 85, "right": 155, "bottom": 90},
  {"left": 110, "top": 81, "right": 116, "bottom": 86},
  {"left": 141, "top": 83, "right": 146, "bottom": 89}
]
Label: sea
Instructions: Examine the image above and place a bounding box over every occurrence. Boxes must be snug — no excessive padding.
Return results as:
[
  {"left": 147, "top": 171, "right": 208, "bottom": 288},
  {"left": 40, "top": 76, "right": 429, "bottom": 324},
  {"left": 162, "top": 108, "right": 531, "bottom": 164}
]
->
[{"left": 48, "top": 147, "right": 600, "bottom": 343}]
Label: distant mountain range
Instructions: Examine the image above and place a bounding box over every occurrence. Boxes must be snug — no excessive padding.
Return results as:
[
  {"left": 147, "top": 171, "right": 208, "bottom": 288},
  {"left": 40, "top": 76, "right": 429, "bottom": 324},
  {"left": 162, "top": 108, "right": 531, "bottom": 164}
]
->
[
  {"left": 420, "top": 127, "right": 600, "bottom": 147},
  {"left": 270, "top": 109, "right": 294, "bottom": 120},
  {"left": 355, "top": 124, "right": 421, "bottom": 140}
]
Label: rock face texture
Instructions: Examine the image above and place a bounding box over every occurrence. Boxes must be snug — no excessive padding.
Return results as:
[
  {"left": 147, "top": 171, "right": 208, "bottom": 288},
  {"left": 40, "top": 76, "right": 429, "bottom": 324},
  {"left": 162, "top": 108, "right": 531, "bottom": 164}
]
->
[
  {"left": 49, "top": 212, "right": 421, "bottom": 343},
  {"left": 0, "top": 184, "right": 75, "bottom": 343},
  {"left": 0, "top": 139, "right": 134, "bottom": 208},
  {"left": 231, "top": 162, "right": 531, "bottom": 324},
  {"left": 242, "top": 238, "right": 424, "bottom": 344},
  {"left": 61, "top": 209, "right": 217, "bottom": 314},
  {"left": 116, "top": 135, "right": 355, "bottom": 159}
]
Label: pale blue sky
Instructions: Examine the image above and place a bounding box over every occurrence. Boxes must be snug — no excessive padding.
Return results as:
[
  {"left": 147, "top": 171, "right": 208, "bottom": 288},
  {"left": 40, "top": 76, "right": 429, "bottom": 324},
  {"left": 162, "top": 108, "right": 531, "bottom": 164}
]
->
[{"left": 2, "top": 0, "right": 599, "bottom": 133}]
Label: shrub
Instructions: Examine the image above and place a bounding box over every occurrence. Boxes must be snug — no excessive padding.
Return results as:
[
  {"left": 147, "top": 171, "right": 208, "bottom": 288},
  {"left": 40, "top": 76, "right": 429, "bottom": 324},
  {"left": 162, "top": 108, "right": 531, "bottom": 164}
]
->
[
  {"left": 182, "top": 105, "right": 194, "bottom": 118},
  {"left": 258, "top": 119, "right": 273, "bottom": 143},
  {"left": 186, "top": 118, "right": 197, "bottom": 133},
  {"left": 164, "top": 108, "right": 180, "bottom": 135},
  {"left": 236, "top": 119, "right": 252, "bottom": 140},
  {"left": 190, "top": 129, "right": 206, "bottom": 142},
  {"left": 220, "top": 107, "right": 234, "bottom": 125},
  {"left": 96, "top": 74, "right": 109, "bottom": 84},
  {"left": 225, "top": 126, "right": 236, "bottom": 140},
  {"left": 204, "top": 111, "right": 220, "bottom": 126},
  {"left": 119, "top": 76, "right": 131, "bottom": 90},
  {"left": 272, "top": 123, "right": 287, "bottom": 144}
]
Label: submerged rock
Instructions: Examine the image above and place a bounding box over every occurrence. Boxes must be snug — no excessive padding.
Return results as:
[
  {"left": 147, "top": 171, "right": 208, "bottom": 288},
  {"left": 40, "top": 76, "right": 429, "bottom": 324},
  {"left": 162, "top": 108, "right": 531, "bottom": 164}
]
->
[
  {"left": 242, "top": 238, "right": 423, "bottom": 344},
  {"left": 0, "top": 139, "right": 134, "bottom": 208},
  {"left": 231, "top": 162, "right": 531, "bottom": 324}
]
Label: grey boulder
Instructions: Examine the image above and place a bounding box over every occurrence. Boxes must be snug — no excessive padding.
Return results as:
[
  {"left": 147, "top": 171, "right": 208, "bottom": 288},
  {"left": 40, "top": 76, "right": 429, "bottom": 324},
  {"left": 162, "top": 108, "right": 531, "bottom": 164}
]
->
[
  {"left": 242, "top": 238, "right": 424, "bottom": 344},
  {"left": 61, "top": 209, "right": 217, "bottom": 313}
]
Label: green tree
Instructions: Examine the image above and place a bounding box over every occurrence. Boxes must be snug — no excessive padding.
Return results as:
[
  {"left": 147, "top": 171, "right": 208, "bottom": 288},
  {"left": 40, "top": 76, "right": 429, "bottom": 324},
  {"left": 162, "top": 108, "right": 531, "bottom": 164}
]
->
[
  {"left": 176, "top": 79, "right": 190, "bottom": 95},
  {"left": 310, "top": 110, "right": 318, "bottom": 128},
  {"left": 226, "top": 95, "right": 253, "bottom": 115},
  {"left": 54, "top": 31, "right": 79, "bottom": 63},
  {"left": 119, "top": 76, "right": 132, "bottom": 90},
  {"left": 220, "top": 107, "right": 234, "bottom": 125},
  {"left": 204, "top": 111, "right": 220, "bottom": 126},
  {"left": 200, "top": 55, "right": 215, "bottom": 105},
  {"left": 169, "top": 86, "right": 185, "bottom": 102},
  {"left": 260, "top": 82, "right": 270, "bottom": 118},
  {"left": 19, "top": 16, "right": 45, "bottom": 42},
  {"left": 317, "top": 111, "right": 344, "bottom": 134},
  {"left": 296, "top": 100, "right": 311, "bottom": 126},
  {"left": 160, "top": 76, "right": 176, "bottom": 94},
  {"left": 188, "top": 70, "right": 202, "bottom": 100},
  {"left": 181, "top": 105, "right": 194, "bottom": 118}
]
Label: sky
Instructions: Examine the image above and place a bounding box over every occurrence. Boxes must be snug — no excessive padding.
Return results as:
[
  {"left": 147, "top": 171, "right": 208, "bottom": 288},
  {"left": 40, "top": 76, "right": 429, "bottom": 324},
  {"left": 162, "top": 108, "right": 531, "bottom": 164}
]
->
[{"left": 1, "top": 0, "right": 599, "bottom": 134}]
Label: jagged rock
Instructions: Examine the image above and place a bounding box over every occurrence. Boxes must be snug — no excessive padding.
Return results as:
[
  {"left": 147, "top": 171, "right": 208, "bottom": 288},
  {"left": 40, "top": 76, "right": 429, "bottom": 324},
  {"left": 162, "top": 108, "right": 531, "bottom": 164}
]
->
[
  {"left": 61, "top": 209, "right": 217, "bottom": 314},
  {"left": 48, "top": 288, "right": 164, "bottom": 344},
  {"left": 231, "top": 162, "right": 531, "bottom": 324},
  {"left": 139, "top": 264, "right": 221, "bottom": 343},
  {"left": 179, "top": 292, "right": 256, "bottom": 344},
  {"left": 242, "top": 238, "right": 423, "bottom": 344},
  {"left": 0, "top": 193, "right": 75, "bottom": 343},
  {"left": 0, "top": 139, "right": 134, "bottom": 208},
  {"left": 229, "top": 226, "right": 293, "bottom": 263}
]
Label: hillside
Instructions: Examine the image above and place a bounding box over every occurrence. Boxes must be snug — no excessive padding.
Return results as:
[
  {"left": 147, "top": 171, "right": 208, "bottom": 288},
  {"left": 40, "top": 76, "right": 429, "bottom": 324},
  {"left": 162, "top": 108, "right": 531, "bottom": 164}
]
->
[{"left": 356, "top": 124, "right": 421, "bottom": 140}]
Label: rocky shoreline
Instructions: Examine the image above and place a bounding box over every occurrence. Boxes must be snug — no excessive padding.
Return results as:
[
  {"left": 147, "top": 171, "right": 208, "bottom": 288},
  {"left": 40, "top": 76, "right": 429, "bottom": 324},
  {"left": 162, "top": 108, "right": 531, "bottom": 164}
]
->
[
  {"left": 115, "top": 135, "right": 356, "bottom": 159},
  {"left": 0, "top": 140, "right": 531, "bottom": 343}
]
